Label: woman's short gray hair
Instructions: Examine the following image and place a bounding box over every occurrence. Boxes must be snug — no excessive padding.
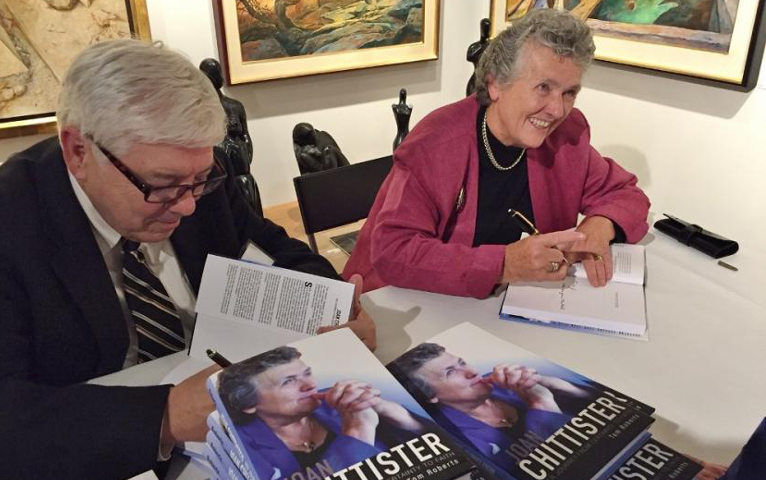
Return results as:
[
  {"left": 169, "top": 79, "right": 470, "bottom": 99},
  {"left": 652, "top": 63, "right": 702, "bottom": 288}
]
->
[
  {"left": 474, "top": 9, "right": 595, "bottom": 105},
  {"left": 57, "top": 39, "right": 226, "bottom": 155}
]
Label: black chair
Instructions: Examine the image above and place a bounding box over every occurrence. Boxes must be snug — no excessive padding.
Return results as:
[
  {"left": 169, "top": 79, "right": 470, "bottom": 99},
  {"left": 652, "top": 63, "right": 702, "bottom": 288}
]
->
[{"left": 293, "top": 155, "right": 393, "bottom": 254}]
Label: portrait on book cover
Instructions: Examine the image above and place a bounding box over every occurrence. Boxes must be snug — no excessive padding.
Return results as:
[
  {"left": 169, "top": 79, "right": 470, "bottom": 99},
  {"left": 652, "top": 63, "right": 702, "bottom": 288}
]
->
[
  {"left": 215, "top": 332, "right": 432, "bottom": 480},
  {"left": 388, "top": 324, "right": 611, "bottom": 474}
]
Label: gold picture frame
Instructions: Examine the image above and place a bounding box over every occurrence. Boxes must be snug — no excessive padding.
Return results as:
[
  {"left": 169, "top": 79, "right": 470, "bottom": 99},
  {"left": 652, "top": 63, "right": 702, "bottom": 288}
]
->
[
  {"left": 0, "top": 0, "right": 151, "bottom": 139},
  {"left": 489, "top": 0, "right": 766, "bottom": 90},
  {"left": 212, "top": 0, "right": 440, "bottom": 85}
]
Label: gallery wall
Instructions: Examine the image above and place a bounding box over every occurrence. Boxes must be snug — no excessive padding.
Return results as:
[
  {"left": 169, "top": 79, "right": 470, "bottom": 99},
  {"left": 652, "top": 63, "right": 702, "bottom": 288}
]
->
[{"left": 1, "top": 0, "right": 764, "bottom": 252}]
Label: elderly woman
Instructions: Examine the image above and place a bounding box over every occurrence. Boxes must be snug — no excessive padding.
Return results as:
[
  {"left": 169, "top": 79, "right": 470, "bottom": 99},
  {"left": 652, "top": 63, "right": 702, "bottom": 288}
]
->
[
  {"left": 217, "top": 346, "right": 424, "bottom": 480},
  {"left": 344, "top": 9, "right": 650, "bottom": 298}
]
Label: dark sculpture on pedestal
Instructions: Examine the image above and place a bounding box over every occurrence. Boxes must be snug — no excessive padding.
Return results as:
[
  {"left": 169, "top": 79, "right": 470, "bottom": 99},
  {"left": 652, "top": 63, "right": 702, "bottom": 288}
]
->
[
  {"left": 392, "top": 88, "right": 412, "bottom": 152},
  {"left": 199, "top": 58, "right": 263, "bottom": 216},
  {"left": 292, "top": 123, "right": 350, "bottom": 175},
  {"left": 466, "top": 18, "right": 491, "bottom": 97}
]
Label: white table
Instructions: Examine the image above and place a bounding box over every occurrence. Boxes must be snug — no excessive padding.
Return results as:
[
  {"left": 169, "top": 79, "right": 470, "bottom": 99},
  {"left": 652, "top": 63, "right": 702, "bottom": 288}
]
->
[
  {"left": 106, "top": 229, "right": 765, "bottom": 477},
  {"left": 363, "top": 230, "right": 766, "bottom": 465}
]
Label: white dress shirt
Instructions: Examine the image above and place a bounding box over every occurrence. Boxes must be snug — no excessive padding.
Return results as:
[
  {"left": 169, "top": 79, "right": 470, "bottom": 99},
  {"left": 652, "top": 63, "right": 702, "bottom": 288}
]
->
[{"left": 68, "top": 173, "right": 197, "bottom": 368}]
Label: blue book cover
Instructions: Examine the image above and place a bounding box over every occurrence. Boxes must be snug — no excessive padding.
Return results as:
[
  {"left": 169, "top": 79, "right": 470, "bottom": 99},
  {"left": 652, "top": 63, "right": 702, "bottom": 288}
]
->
[
  {"left": 207, "top": 429, "right": 246, "bottom": 480},
  {"left": 388, "top": 323, "right": 655, "bottom": 480},
  {"left": 207, "top": 329, "right": 482, "bottom": 480}
]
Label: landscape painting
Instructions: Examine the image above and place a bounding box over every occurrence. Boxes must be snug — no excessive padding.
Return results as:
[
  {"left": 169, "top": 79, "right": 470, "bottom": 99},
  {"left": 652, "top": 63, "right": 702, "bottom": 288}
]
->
[
  {"left": 504, "top": 0, "right": 739, "bottom": 51},
  {"left": 0, "top": 0, "right": 149, "bottom": 138},
  {"left": 214, "top": 0, "right": 440, "bottom": 84},
  {"left": 489, "top": 0, "right": 765, "bottom": 88}
]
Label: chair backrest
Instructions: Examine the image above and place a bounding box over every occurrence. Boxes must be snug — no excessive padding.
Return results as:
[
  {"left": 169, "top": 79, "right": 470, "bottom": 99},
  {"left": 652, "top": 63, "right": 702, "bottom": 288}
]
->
[{"left": 293, "top": 155, "right": 393, "bottom": 251}]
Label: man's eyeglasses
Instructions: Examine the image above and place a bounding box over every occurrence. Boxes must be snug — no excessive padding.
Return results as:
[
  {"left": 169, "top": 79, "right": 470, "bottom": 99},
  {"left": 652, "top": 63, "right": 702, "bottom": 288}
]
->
[{"left": 89, "top": 138, "right": 227, "bottom": 204}]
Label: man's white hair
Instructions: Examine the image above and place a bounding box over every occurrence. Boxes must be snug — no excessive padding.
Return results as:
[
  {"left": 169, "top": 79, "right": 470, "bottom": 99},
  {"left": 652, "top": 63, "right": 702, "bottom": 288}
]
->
[{"left": 57, "top": 39, "right": 226, "bottom": 156}]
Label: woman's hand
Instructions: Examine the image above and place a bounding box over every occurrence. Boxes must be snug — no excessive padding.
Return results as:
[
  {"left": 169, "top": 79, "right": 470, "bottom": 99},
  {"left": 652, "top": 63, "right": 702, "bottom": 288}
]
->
[
  {"left": 323, "top": 381, "right": 380, "bottom": 445},
  {"left": 372, "top": 399, "right": 423, "bottom": 432},
  {"left": 565, "top": 216, "right": 615, "bottom": 287},
  {"left": 488, "top": 364, "right": 561, "bottom": 413},
  {"left": 502, "top": 230, "right": 585, "bottom": 283}
]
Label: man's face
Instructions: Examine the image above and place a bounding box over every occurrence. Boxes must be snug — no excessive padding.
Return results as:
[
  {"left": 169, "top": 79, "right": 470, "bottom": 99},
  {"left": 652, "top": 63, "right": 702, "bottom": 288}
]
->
[
  {"left": 486, "top": 41, "right": 583, "bottom": 149},
  {"left": 251, "top": 359, "right": 320, "bottom": 420},
  {"left": 74, "top": 138, "right": 215, "bottom": 243},
  {"left": 416, "top": 352, "right": 492, "bottom": 405}
]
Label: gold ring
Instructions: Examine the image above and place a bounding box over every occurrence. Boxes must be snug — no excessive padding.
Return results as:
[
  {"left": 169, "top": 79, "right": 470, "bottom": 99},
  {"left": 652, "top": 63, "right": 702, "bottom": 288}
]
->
[
  {"left": 593, "top": 254, "right": 603, "bottom": 262},
  {"left": 548, "top": 261, "right": 560, "bottom": 273}
]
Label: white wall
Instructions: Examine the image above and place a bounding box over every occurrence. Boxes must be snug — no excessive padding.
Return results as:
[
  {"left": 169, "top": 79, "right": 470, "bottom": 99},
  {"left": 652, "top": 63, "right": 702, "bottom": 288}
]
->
[{"left": 2, "top": 0, "right": 764, "bottom": 250}]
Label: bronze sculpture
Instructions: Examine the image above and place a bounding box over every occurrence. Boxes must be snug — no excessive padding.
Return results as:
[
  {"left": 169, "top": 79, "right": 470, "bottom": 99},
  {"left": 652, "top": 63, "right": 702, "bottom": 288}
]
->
[{"left": 199, "top": 58, "right": 263, "bottom": 216}]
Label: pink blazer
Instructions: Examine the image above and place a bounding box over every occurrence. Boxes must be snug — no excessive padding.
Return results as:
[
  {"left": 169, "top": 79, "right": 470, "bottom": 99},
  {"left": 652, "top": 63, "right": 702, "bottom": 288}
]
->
[{"left": 343, "top": 96, "right": 650, "bottom": 298}]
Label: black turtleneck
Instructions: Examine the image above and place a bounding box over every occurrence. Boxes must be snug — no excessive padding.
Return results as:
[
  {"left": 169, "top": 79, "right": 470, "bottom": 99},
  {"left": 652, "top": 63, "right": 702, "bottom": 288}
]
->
[{"left": 472, "top": 106, "right": 535, "bottom": 247}]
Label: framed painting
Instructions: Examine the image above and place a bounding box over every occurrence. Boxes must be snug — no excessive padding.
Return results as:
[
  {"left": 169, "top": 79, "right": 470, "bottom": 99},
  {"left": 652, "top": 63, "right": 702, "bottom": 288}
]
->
[
  {"left": 0, "top": 0, "right": 151, "bottom": 139},
  {"left": 212, "top": 0, "right": 441, "bottom": 84},
  {"left": 489, "top": 0, "right": 766, "bottom": 90}
]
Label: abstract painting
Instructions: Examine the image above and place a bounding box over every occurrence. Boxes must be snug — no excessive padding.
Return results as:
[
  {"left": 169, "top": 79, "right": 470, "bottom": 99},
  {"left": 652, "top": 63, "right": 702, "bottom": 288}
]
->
[
  {"left": 213, "top": 0, "right": 440, "bottom": 84},
  {"left": 0, "top": 0, "right": 149, "bottom": 138},
  {"left": 489, "top": 0, "right": 766, "bottom": 89}
]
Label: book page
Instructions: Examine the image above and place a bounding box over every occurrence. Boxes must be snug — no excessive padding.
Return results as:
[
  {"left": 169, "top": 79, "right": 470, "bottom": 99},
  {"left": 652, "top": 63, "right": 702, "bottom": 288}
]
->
[
  {"left": 571, "top": 243, "right": 645, "bottom": 286},
  {"left": 501, "top": 276, "right": 647, "bottom": 336},
  {"left": 195, "top": 254, "right": 353, "bottom": 335}
]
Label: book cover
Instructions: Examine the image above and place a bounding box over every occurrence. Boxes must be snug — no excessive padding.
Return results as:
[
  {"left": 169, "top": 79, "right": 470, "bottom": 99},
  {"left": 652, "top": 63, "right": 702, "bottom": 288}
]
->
[
  {"left": 207, "top": 410, "right": 257, "bottom": 480},
  {"left": 207, "top": 430, "right": 247, "bottom": 480},
  {"left": 388, "top": 323, "right": 655, "bottom": 480},
  {"left": 207, "top": 329, "right": 482, "bottom": 480},
  {"left": 500, "top": 244, "right": 647, "bottom": 338},
  {"left": 607, "top": 437, "right": 702, "bottom": 480}
]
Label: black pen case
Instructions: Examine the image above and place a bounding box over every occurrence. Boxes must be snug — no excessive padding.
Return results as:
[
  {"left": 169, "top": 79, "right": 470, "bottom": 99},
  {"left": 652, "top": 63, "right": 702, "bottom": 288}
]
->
[{"left": 654, "top": 213, "right": 739, "bottom": 258}]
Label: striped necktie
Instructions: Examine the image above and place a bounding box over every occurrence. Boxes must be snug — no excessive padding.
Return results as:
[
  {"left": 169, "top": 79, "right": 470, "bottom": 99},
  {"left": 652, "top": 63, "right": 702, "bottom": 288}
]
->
[{"left": 122, "top": 240, "right": 185, "bottom": 362}]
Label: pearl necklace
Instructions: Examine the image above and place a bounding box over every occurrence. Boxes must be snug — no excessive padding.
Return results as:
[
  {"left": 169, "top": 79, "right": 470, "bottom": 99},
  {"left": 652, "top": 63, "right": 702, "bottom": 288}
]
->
[{"left": 481, "top": 110, "right": 526, "bottom": 172}]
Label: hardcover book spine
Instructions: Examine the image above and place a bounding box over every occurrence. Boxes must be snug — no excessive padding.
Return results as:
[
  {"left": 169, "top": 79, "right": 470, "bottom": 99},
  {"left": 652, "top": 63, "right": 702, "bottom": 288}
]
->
[
  {"left": 207, "top": 377, "right": 260, "bottom": 480},
  {"left": 205, "top": 441, "right": 226, "bottom": 480},
  {"left": 207, "top": 412, "right": 251, "bottom": 478},
  {"left": 207, "top": 430, "right": 247, "bottom": 480}
]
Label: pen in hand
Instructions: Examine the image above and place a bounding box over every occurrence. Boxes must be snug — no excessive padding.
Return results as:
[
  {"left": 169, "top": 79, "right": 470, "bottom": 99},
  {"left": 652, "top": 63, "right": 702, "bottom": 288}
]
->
[
  {"left": 508, "top": 208, "right": 570, "bottom": 266},
  {"left": 206, "top": 348, "right": 232, "bottom": 368},
  {"left": 508, "top": 208, "right": 540, "bottom": 236}
]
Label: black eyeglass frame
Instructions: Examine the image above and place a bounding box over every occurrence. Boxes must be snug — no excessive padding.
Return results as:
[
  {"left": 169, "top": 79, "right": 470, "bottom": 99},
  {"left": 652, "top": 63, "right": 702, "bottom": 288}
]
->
[{"left": 87, "top": 136, "right": 228, "bottom": 204}]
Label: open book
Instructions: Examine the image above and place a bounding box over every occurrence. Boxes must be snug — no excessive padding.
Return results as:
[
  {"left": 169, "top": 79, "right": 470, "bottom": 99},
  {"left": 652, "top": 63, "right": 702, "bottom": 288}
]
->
[
  {"left": 189, "top": 254, "right": 354, "bottom": 361},
  {"left": 500, "top": 244, "right": 647, "bottom": 338},
  {"left": 204, "top": 324, "right": 656, "bottom": 480}
]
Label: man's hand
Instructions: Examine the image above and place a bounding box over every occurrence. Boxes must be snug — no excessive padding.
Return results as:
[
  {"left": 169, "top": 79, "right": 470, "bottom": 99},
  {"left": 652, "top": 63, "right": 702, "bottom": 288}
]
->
[
  {"left": 565, "top": 216, "right": 615, "bottom": 287},
  {"left": 317, "top": 274, "right": 377, "bottom": 351},
  {"left": 488, "top": 364, "right": 561, "bottom": 413},
  {"left": 161, "top": 364, "right": 220, "bottom": 454},
  {"left": 687, "top": 456, "right": 727, "bottom": 480},
  {"left": 502, "top": 231, "right": 585, "bottom": 283},
  {"left": 322, "top": 381, "right": 380, "bottom": 445}
]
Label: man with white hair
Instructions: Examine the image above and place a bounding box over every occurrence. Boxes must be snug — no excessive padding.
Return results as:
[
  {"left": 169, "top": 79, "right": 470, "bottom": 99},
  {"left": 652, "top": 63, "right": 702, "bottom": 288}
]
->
[{"left": 0, "top": 39, "right": 375, "bottom": 479}]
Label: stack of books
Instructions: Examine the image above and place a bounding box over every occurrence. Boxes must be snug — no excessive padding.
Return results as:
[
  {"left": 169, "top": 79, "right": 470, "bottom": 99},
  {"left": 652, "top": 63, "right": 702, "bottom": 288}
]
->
[{"left": 200, "top": 323, "right": 703, "bottom": 480}]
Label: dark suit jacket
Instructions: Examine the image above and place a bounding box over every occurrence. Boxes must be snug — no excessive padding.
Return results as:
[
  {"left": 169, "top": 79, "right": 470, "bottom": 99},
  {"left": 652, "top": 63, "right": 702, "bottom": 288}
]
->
[{"left": 0, "top": 137, "right": 339, "bottom": 479}]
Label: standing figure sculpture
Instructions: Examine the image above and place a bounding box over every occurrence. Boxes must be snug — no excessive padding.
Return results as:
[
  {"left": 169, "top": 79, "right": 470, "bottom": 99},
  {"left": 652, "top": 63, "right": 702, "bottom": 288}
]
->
[
  {"left": 292, "top": 123, "right": 350, "bottom": 175},
  {"left": 392, "top": 88, "right": 412, "bottom": 151},
  {"left": 466, "top": 18, "right": 491, "bottom": 96},
  {"left": 199, "top": 58, "right": 263, "bottom": 216}
]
